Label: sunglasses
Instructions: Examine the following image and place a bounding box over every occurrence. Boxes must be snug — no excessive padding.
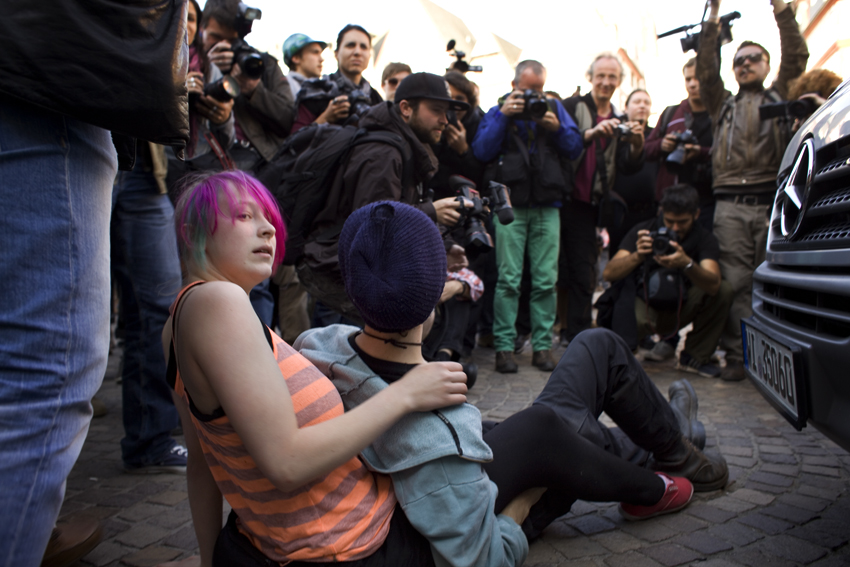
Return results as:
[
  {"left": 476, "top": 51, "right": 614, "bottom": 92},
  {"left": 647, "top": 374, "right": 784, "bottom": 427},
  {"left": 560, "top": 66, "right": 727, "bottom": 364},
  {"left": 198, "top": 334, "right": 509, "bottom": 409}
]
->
[
  {"left": 386, "top": 77, "right": 401, "bottom": 86},
  {"left": 733, "top": 52, "right": 764, "bottom": 67}
]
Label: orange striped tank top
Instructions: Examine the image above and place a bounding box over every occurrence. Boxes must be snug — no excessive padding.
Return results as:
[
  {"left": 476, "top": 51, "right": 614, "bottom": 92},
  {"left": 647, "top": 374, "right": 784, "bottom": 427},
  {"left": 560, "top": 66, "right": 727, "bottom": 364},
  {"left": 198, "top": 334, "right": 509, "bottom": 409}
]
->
[{"left": 173, "top": 282, "right": 396, "bottom": 563}]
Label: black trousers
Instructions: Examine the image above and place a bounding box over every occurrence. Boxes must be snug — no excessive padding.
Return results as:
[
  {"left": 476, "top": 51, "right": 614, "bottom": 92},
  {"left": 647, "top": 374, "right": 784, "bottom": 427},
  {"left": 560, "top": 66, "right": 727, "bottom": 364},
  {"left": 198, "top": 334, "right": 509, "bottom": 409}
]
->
[
  {"left": 213, "top": 505, "right": 434, "bottom": 567},
  {"left": 558, "top": 201, "right": 598, "bottom": 340}
]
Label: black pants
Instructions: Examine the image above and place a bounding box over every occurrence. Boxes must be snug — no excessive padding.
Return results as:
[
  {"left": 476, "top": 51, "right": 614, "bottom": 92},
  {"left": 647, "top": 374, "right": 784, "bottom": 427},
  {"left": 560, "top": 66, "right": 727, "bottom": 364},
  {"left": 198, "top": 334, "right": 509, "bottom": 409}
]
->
[
  {"left": 492, "top": 327, "right": 683, "bottom": 538},
  {"left": 558, "top": 202, "right": 598, "bottom": 340},
  {"left": 213, "top": 505, "right": 434, "bottom": 567}
]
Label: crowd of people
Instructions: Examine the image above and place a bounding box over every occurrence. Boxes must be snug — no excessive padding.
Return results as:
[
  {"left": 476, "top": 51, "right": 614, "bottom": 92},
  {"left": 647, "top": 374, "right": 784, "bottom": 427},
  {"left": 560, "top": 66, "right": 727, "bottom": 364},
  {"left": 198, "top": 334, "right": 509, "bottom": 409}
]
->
[{"left": 0, "top": 0, "right": 845, "bottom": 565}]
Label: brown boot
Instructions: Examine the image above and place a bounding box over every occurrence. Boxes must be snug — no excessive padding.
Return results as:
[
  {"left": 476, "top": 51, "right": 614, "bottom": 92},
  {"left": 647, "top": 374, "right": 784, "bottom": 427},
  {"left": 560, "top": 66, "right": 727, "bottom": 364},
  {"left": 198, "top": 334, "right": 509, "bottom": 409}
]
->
[
  {"left": 532, "top": 350, "right": 556, "bottom": 372},
  {"left": 495, "top": 351, "right": 518, "bottom": 373},
  {"left": 41, "top": 517, "right": 103, "bottom": 567},
  {"left": 653, "top": 436, "right": 729, "bottom": 492}
]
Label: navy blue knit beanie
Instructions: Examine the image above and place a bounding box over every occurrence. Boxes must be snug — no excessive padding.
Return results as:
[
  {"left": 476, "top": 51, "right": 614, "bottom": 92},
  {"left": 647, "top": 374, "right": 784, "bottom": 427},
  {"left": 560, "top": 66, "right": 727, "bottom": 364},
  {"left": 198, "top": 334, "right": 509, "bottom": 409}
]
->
[{"left": 339, "top": 201, "right": 447, "bottom": 333}]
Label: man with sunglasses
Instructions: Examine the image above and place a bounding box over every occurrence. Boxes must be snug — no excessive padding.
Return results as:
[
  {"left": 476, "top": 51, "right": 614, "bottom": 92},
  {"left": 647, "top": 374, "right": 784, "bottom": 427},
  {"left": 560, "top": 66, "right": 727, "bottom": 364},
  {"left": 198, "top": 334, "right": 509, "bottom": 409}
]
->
[{"left": 695, "top": 0, "right": 808, "bottom": 381}]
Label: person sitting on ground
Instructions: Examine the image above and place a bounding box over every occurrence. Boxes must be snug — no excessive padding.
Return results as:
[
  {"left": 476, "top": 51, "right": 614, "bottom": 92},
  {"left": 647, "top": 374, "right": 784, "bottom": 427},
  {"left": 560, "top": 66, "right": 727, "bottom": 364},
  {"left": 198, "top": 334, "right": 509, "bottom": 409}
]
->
[
  {"left": 163, "top": 171, "right": 469, "bottom": 567},
  {"left": 295, "top": 200, "right": 730, "bottom": 566},
  {"left": 601, "top": 184, "right": 733, "bottom": 378}
]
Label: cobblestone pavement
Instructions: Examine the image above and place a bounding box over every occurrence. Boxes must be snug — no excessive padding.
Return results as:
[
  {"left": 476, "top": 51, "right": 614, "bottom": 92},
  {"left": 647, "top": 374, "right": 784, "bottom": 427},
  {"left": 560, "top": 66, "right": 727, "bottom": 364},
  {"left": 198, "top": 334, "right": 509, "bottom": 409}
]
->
[{"left": 64, "top": 341, "right": 850, "bottom": 567}]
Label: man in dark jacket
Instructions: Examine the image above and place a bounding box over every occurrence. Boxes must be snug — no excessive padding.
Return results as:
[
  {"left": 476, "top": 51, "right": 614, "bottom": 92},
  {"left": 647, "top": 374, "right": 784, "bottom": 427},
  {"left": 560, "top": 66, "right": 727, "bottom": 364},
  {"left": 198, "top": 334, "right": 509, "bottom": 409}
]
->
[
  {"left": 473, "top": 60, "right": 583, "bottom": 373},
  {"left": 0, "top": 2, "right": 188, "bottom": 564},
  {"left": 298, "top": 73, "right": 471, "bottom": 322},
  {"left": 559, "top": 53, "right": 644, "bottom": 349},
  {"left": 696, "top": 0, "right": 808, "bottom": 380}
]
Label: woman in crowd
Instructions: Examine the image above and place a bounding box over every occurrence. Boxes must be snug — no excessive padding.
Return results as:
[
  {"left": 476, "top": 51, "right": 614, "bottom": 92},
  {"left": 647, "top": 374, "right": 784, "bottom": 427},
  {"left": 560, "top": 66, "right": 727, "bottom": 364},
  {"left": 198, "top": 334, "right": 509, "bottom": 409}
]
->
[{"left": 608, "top": 88, "right": 657, "bottom": 253}]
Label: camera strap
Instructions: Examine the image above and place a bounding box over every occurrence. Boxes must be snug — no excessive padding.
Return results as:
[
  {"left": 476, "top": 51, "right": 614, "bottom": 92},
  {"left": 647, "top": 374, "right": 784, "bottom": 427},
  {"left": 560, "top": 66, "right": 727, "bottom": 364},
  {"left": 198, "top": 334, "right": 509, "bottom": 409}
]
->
[{"left": 204, "top": 132, "right": 236, "bottom": 171}]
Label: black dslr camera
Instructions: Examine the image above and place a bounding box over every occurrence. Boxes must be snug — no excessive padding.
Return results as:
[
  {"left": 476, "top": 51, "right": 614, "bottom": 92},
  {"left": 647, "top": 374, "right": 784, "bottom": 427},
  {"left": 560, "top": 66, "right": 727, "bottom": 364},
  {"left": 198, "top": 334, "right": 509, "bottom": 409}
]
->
[
  {"left": 331, "top": 75, "right": 372, "bottom": 119},
  {"left": 519, "top": 90, "right": 549, "bottom": 120},
  {"left": 666, "top": 129, "right": 699, "bottom": 165},
  {"left": 202, "top": 2, "right": 264, "bottom": 101},
  {"left": 448, "top": 175, "right": 514, "bottom": 260},
  {"left": 759, "top": 98, "right": 817, "bottom": 121},
  {"left": 650, "top": 227, "right": 678, "bottom": 256},
  {"left": 446, "top": 39, "right": 483, "bottom": 73}
]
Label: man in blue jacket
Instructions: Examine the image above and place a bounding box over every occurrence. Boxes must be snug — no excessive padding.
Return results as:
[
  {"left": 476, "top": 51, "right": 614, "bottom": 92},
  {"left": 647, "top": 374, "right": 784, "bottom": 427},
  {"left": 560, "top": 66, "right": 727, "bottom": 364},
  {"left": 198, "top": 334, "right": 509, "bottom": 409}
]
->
[{"left": 472, "top": 60, "right": 582, "bottom": 373}]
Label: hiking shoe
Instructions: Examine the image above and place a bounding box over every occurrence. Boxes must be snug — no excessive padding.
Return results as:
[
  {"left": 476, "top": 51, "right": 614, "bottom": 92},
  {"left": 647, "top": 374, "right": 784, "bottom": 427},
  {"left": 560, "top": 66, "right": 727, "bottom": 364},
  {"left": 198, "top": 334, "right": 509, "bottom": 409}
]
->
[
  {"left": 41, "top": 517, "right": 103, "bottom": 567},
  {"left": 124, "top": 444, "right": 188, "bottom": 475},
  {"left": 532, "top": 350, "right": 556, "bottom": 372},
  {"left": 514, "top": 334, "right": 530, "bottom": 355},
  {"left": 676, "top": 351, "right": 722, "bottom": 378},
  {"left": 495, "top": 351, "right": 518, "bottom": 374},
  {"left": 668, "top": 379, "right": 706, "bottom": 450},
  {"left": 644, "top": 341, "right": 675, "bottom": 362},
  {"left": 654, "top": 437, "right": 729, "bottom": 492},
  {"left": 619, "top": 473, "right": 693, "bottom": 521},
  {"left": 722, "top": 360, "right": 746, "bottom": 382}
]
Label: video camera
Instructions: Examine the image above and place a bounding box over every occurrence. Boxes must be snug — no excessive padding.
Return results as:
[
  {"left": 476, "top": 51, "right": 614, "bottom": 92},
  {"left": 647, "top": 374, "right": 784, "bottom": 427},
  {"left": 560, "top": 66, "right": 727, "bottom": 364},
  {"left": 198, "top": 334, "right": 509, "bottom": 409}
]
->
[
  {"left": 202, "top": 2, "right": 264, "bottom": 101},
  {"left": 447, "top": 40, "right": 483, "bottom": 73},
  {"left": 658, "top": 9, "right": 740, "bottom": 53},
  {"left": 650, "top": 227, "right": 678, "bottom": 256},
  {"left": 448, "top": 175, "right": 514, "bottom": 260},
  {"left": 759, "top": 98, "right": 817, "bottom": 121}
]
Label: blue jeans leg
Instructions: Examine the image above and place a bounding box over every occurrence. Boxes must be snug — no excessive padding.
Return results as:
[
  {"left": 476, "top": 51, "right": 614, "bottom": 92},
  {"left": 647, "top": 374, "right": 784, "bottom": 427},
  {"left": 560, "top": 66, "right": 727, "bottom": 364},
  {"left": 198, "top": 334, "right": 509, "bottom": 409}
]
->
[
  {"left": 0, "top": 95, "right": 116, "bottom": 566},
  {"left": 112, "top": 167, "right": 182, "bottom": 467}
]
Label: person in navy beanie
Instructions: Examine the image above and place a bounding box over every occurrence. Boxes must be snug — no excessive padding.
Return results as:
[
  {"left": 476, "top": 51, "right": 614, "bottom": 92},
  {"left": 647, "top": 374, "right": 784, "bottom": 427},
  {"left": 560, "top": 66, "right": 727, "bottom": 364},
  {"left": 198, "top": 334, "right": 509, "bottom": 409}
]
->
[{"left": 339, "top": 201, "right": 447, "bottom": 333}]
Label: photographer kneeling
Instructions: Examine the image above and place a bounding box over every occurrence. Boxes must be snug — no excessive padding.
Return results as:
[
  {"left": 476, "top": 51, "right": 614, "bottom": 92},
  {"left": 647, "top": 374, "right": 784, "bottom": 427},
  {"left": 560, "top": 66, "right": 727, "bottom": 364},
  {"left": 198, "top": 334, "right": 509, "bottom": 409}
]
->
[{"left": 601, "top": 184, "right": 732, "bottom": 378}]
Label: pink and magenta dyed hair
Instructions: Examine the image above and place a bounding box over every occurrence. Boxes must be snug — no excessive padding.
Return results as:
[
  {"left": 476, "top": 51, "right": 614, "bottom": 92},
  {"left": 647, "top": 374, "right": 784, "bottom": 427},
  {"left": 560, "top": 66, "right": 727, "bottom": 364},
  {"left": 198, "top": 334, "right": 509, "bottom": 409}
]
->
[{"left": 174, "top": 170, "right": 286, "bottom": 271}]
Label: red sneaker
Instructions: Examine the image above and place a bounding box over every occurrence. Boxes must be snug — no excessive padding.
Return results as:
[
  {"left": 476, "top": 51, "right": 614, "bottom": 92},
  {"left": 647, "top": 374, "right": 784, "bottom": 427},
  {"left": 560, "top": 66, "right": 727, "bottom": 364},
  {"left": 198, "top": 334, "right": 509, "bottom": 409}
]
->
[{"left": 619, "top": 473, "right": 694, "bottom": 521}]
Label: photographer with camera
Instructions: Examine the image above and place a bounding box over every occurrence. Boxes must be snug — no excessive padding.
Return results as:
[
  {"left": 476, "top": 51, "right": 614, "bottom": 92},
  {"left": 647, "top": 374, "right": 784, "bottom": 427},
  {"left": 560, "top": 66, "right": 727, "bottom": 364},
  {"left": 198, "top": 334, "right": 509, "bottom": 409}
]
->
[
  {"left": 784, "top": 68, "right": 843, "bottom": 132},
  {"left": 201, "top": 0, "right": 294, "bottom": 170},
  {"left": 602, "top": 185, "right": 732, "bottom": 378},
  {"left": 298, "top": 73, "right": 473, "bottom": 323},
  {"left": 558, "top": 53, "right": 645, "bottom": 349},
  {"left": 472, "top": 60, "right": 582, "bottom": 373},
  {"left": 696, "top": 0, "right": 808, "bottom": 380},
  {"left": 291, "top": 24, "right": 385, "bottom": 132},
  {"left": 645, "top": 58, "right": 714, "bottom": 232}
]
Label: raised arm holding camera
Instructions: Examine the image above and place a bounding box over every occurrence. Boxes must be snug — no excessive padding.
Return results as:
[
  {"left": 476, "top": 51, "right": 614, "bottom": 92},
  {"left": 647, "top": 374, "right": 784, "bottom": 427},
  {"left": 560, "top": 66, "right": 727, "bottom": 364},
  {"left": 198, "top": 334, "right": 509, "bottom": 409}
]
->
[{"left": 695, "top": 0, "right": 808, "bottom": 380}]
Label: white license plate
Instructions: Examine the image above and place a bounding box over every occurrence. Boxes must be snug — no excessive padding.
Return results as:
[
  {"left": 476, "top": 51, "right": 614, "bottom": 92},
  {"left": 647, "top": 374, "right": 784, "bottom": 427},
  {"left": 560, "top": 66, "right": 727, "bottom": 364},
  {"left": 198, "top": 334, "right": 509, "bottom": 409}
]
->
[{"left": 743, "top": 323, "right": 799, "bottom": 420}]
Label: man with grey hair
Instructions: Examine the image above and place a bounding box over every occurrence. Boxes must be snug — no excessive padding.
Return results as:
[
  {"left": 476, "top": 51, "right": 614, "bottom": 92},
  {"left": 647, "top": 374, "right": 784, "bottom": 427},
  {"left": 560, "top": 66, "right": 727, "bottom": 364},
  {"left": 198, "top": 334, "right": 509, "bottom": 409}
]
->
[
  {"left": 472, "top": 60, "right": 582, "bottom": 373},
  {"left": 559, "top": 52, "right": 645, "bottom": 348}
]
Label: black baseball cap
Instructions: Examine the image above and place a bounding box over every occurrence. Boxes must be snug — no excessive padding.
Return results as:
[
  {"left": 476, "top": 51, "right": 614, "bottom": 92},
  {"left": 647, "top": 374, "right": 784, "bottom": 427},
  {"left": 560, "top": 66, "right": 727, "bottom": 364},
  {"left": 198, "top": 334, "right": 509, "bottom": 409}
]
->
[{"left": 393, "top": 72, "right": 470, "bottom": 111}]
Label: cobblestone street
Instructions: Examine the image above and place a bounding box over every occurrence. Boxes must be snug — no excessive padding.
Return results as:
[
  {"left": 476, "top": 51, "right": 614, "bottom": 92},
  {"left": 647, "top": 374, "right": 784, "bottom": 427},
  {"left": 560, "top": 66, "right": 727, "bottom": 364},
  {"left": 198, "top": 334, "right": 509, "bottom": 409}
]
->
[{"left": 64, "top": 341, "right": 850, "bottom": 567}]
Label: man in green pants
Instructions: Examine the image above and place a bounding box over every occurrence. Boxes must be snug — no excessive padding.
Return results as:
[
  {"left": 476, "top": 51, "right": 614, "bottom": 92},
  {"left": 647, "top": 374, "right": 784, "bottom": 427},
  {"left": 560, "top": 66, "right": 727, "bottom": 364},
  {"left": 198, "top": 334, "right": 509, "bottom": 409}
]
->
[{"left": 472, "top": 60, "right": 583, "bottom": 372}]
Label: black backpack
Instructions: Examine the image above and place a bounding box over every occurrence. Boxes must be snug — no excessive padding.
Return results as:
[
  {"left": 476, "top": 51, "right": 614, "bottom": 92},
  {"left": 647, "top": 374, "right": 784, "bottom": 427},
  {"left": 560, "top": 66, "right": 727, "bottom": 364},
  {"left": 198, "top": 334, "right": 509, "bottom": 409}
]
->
[{"left": 258, "top": 123, "right": 410, "bottom": 265}]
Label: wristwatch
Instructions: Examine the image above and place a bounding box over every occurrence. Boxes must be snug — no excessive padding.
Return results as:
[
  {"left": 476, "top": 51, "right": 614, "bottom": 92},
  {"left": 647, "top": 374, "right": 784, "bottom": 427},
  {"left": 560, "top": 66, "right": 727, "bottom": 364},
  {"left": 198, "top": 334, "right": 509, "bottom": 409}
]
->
[{"left": 683, "top": 260, "right": 695, "bottom": 271}]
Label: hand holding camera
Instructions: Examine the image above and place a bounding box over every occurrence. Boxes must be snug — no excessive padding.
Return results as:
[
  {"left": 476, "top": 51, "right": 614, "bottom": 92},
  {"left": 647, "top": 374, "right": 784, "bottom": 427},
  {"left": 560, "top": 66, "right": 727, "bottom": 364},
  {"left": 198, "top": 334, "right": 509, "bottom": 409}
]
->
[
  {"left": 500, "top": 91, "right": 525, "bottom": 117},
  {"left": 445, "top": 120, "right": 469, "bottom": 155},
  {"left": 317, "top": 95, "right": 351, "bottom": 124},
  {"left": 591, "top": 117, "right": 624, "bottom": 140},
  {"left": 535, "top": 110, "right": 560, "bottom": 132},
  {"left": 637, "top": 228, "right": 692, "bottom": 269}
]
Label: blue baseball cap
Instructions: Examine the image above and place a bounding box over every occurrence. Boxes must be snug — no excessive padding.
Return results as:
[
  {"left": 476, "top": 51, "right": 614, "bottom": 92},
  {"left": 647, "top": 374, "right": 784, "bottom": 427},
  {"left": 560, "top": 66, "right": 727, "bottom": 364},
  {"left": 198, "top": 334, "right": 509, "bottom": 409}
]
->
[{"left": 283, "top": 33, "right": 328, "bottom": 68}]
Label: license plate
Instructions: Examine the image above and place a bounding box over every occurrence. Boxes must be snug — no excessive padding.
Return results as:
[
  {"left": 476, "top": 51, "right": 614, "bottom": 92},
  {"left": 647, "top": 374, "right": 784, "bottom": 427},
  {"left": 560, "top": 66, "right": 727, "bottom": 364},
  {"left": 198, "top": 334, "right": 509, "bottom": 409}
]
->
[{"left": 743, "top": 322, "right": 800, "bottom": 421}]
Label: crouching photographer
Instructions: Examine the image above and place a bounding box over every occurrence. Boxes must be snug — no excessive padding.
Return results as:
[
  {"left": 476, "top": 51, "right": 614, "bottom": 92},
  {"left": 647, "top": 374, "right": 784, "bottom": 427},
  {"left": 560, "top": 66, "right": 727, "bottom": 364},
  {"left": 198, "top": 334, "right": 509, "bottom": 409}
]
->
[
  {"left": 201, "top": 0, "right": 294, "bottom": 171},
  {"left": 599, "top": 184, "right": 734, "bottom": 379}
]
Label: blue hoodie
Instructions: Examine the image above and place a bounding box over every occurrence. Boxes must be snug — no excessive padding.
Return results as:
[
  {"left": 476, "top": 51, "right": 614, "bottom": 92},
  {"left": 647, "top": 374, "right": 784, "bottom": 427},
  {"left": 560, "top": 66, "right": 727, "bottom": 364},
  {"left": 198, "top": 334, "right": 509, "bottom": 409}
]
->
[{"left": 295, "top": 325, "right": 528, "bottom": 567}]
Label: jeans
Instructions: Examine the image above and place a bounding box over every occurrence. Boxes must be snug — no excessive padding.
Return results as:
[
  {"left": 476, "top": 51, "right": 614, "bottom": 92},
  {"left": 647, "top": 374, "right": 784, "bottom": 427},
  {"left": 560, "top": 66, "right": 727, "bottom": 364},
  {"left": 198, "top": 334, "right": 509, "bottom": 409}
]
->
[
  {"left": 493, "top": 207, "right": 560, "bottom": 352},
  {"left": 112, "top": 162, "right": 182, "bottom": 467},
  {"left": 0, "top": 95, "right": 117, "bottom": 566}
]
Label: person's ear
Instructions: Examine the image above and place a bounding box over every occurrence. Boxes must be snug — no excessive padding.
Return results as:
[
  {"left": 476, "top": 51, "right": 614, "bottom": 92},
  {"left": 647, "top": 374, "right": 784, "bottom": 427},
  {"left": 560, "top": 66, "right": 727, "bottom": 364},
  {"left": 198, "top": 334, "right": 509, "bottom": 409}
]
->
[
  {"left": 398, "top": 100, "right": 413, "bottom": 121},
  {"left": 694, "top": 209, "right": 701, "bottom": 221}
]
